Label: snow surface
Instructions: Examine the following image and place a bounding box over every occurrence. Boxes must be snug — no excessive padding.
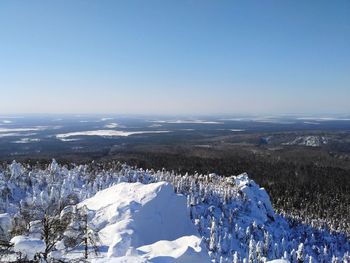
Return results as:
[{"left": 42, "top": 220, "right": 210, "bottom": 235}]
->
[
  {"left": 137, "top": 236, "right": 209, "bottom": 263},
  {"left": 10, "top": 235, "right": 46, "bottom": 260},
  {"left": 101, "top": 117, "right": 114, "bottom": 121},
  {"left": 2, "top": 120, "right": 12, "bottom": 124},
  {"left": 233, "top": 173, "right": 275, "bottom": 223},
  {"left": 56, "top": 130, "right": 170, "bottom": 140},
  {"left": 76, "top": 182, "right": 210, "bottom": 262},
  {"left": 297, "top": 117, "right": 350, "bottom": 121},
  {"left": 149, "top": 120, "right": 222, "bottom": 124},
  {"left": 0, "top": 127, "right": 45, "bottom": 133},
  {"left": 11, "top": 138, "right": 40, "bottom": 144},
  {"left": 105, "top": 123, "right": 119, "bottom": 128}
]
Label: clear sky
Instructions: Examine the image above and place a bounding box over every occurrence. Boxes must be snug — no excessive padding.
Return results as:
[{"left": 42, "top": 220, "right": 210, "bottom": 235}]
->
[{"left": 0, "top": 0, "right": 349, "bottom": 115}]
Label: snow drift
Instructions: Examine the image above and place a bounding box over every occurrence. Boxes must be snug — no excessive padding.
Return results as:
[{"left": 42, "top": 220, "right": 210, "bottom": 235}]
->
[
  {"left": 78, "top": 182, "right": 210, "bottom": 262},
  {"left": 10, "top": 235, "right": 45, "bottom": 260}
]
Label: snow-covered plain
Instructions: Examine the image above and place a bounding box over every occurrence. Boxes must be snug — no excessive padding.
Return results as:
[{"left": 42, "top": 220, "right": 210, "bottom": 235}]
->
[
  {"left": 297, "top": 117, "right": 350, "bottom": 121},
  {"left": 0, "top": 127, "right": 46, "bottom": 133},
  {"left": 149, "top": 120, "right": 223, "bottom": 124},
  {"left": 104, "top": 123, "right": 119, "bottom": 128},
  {"left": 0, "top": 160, "right": 349, "bottom": 262},
  {"left": 56, "top": 130, "right": 170, "bottom": 140},
  {"left": 11, "top": 138, "right": 41, "bottom": 144},
  {"left": 231, "top": 129, "right": 245, "bottom": 132},
  {"left": 1, "top": 120, "right": 12, "bottom": 124}
]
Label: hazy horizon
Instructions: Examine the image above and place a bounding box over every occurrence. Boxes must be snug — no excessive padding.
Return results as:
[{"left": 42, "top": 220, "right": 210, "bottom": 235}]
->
[
  {"left": 1, "top": 1, "right": 349, "bottom": 115},
  {"left": 1, "top": 112, "right": 350, "bottom": 118}
]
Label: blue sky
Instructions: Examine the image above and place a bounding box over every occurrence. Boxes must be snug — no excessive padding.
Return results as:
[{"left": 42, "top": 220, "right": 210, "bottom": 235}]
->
[{"left": 0, "top": 0, "right": 349, "bottom": 115}]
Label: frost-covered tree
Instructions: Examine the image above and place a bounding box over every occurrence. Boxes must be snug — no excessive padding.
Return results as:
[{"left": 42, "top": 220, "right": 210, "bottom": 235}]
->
[
  {"left": 263, "top": 232, "right": 272, "bottom": 258},
  {"left": 73, "top": 205, "right": 100, "bottom": 259},
  {"left": 297, "top": 243, "right": 305, "bottom": 263},
  {"left": 290, "top": 249, "right": 297, "bottom": 263},
  {"left": 41, "top": 210, "right": 69, "bottom": 260},
  {"left": 209, "top": 218, "right": 217, "bottom": 251},
  {"left": 248, "top": 237, "right": 257, "bottom": 263},
  {"left": 233, "top": 251, "right": 239, "bottom": 263}
]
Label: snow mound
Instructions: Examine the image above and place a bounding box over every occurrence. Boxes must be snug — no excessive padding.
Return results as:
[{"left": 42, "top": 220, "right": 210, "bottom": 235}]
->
[
  {"left": 137, "top": 235, "right": 209, "bottom": 263},
  {"left": 10, "top": 235, "right": 46, "bottom": 260},
  {"left": 79, "top": 182, "right": 210, "bottom": 262}
]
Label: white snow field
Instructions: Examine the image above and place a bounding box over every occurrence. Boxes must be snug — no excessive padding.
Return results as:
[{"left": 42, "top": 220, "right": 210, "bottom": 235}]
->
[
  {"left": 56, "top": 130, "right": 170, "bottom": 140},
  {"left": 148, "top": 120, "right": 223, "bottom": 124},
  {"left": 76, "top": 182, "right": 210, "bottom": 262}
]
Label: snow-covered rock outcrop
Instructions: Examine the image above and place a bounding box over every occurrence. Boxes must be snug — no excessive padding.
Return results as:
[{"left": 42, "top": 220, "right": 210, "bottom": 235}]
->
[
  {"left": 78, "top": 182, "right": 210, "bottom": 262},
  {"left": 233, "top": 173, "right": 275, "bottom": 223}
]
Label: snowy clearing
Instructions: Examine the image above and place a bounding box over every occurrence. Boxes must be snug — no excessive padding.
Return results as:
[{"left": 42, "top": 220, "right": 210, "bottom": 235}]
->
[
  {"left": 0, "top": 127, "right": 44, "bottom": 133},
  {"left": 11, "top": 138, "right": 41, "bottom": 144},
  {"left": 149, "top": 120, "right": 223, "bottom": 124},
  {"left": 56, "top": 130, "right": 170, "bottom": 140},
  {"left": 104, "top": 123, "right": 119, "bottom": 128}
]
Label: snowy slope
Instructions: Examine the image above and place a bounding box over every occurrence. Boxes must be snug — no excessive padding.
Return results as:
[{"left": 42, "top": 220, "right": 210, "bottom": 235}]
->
[{"left": 76, "top": 182, "right": 210, "bottom": 262}]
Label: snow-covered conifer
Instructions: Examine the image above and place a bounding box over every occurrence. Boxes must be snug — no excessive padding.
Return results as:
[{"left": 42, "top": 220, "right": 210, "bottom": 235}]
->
[
  {"left": 209, "top": 218, "right": 217, "bottom": 251},
  {"left": 297, "top": 243, "right": 305, "bottom": 262}
]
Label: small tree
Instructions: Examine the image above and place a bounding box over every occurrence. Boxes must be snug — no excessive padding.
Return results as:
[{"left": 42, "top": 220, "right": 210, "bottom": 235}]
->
[
  {"left": 248, "top": 237, "right": 257, "bottom": 263},
  {"left": 0, "top": 239, "right": 13, "bottom": 261},
  {"left": 80, "top": 206, "right": 99, "bottom": 259},
  {"left": 63, "top": 205, "right": 99, "bottom": 259},
  {"left": 209, "top": 218, "right": 217, "bottom": 252},
  {"left": 263, "top": 231, "right": 272, "bottom": 257},
  {"left": 297, "top": 243, "right": 304, "bottom": 263},
  {"left": 41, "top": 210, "right": 69, "bottom": 260},
  {"left": 233, "top": 251, "right": 239, "bottom": 263}
]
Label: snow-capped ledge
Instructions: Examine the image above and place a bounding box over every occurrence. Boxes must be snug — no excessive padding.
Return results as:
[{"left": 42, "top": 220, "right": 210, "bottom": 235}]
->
[
  {"left": 234, "top": 173, "right": 275, "bottom": 223},
  {"left": 77, "top": 182, "right": 210, "bottom": 262}
]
